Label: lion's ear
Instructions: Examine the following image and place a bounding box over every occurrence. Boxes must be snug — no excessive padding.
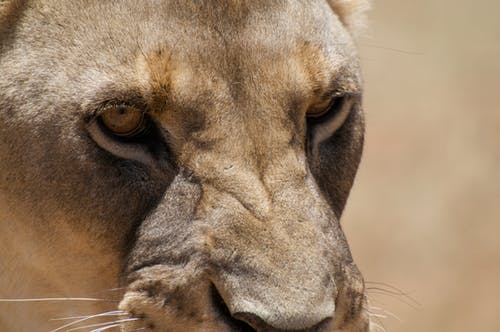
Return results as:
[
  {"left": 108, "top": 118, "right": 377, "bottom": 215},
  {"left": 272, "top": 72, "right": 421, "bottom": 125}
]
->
[{"left": 326, "top": 0, "right": 370, "bottom": 37}]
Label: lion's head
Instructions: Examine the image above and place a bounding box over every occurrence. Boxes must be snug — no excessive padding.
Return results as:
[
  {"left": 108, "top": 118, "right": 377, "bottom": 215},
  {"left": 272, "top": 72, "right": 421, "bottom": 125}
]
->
[{"left": 0, "top": 1, "right": 369, "bottom": 331}]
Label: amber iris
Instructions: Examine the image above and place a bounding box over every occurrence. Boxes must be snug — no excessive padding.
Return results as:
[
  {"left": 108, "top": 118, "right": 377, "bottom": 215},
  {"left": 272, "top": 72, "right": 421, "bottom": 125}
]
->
[
  {"left": 100, "top": 106, "right": 146, "bottom": 137},
  {"left": 306, "top": 97, "right": 339, "bottom": 118}
]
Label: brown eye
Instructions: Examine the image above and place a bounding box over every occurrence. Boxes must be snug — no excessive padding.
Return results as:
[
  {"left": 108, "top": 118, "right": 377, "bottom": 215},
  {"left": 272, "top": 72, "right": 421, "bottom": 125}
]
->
[
  {"left": 99, "top": 106, "right": 147, "bottom": 137},
  {"left": 306, "top": 97, "right": 340, "bottom": 119}
]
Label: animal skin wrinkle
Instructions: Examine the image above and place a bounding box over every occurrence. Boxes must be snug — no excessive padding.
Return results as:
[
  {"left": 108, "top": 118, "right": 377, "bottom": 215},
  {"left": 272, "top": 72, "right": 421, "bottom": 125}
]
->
[
  {"left": 199, "top": 180, "right": 271, "bottom": 223},
  {"left": 126, "top": 250, "right": 197, "bottom": 277}
]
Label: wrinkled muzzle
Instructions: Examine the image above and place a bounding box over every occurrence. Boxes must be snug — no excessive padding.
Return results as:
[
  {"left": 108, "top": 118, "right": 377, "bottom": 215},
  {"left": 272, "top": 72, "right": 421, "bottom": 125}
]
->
[{"left": 119, "top": 170, "right": 367, "bottom": 332}]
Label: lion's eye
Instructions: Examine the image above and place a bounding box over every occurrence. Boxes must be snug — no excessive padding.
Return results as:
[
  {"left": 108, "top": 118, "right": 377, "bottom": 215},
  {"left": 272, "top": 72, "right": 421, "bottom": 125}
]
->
[
  {"left": 306, "top": 95, "right": 356, "bottom": 152},
  {"left": 87, "top": 101, "right": 168, "bottom": 167},
  {"left": 306, "top": 97, "right": 340, "bottom": 119},
  {"left": 99, "top": 106, "right": 147, "bottom": 137}
]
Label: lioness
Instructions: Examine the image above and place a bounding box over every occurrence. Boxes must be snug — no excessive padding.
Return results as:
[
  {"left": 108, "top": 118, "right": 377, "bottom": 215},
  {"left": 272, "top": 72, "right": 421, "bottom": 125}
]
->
[{"left": 0, "top": 1, "right": 369, "bottom": 331}]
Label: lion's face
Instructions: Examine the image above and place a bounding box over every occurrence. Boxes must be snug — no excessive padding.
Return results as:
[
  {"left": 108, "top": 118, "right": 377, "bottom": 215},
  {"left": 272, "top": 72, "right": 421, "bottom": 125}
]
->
[{"left": 0, "top": 1, "right": 368, "bottom": 331}]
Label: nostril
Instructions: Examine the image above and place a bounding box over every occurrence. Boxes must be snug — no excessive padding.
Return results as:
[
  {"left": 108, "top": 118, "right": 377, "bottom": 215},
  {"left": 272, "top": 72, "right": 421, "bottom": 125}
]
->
[
  {"left": 209, "top": 283, "right": 335, "bottom": 331},
  {"left": 232, "top": 312, "right": 272, "bottom": 331},
  {"left": 233, "top": 312, "right": 332, "bottom": 332},
  {"left": 210, "top": 284, "right": 256, "bottom": 332}
]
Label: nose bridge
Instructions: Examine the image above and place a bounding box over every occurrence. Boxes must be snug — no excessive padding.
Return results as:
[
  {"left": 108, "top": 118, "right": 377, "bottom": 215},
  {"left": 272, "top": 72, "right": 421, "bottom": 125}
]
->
[
  {"left": 202, "top": 160, "right": 273, "bottom": 221},
  {"left": 198, "top": 162, "right": 338, "bottom": 331},
  {"left": 196, "top": 152, "right": 319, "bottom": 231},
  {"left": 189, "top": 128, "right": 308, "bottom": 223}
]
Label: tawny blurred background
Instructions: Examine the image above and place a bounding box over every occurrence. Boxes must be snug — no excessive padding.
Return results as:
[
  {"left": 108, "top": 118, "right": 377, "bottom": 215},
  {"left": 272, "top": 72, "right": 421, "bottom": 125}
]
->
[{"left": 343, "top": 1, "right": 500, "bottom": 331}]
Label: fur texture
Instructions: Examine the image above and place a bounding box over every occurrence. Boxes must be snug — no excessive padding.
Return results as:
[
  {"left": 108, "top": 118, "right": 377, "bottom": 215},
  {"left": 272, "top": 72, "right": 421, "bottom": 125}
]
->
[{"left": 0, "top": 1, "right": 369, "bottom": 331}]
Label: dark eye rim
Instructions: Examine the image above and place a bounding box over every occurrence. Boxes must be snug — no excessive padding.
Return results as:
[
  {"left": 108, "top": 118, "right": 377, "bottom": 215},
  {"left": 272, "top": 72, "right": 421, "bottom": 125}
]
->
[
  {"left": 87, "top": 109, "right": 172, "bottom": 166},
  {"left": 306, "top": 95, "right": 348, "bottom": 124},
  {"left": 305, "top": 93, "right": 360, "bottom": 153}
]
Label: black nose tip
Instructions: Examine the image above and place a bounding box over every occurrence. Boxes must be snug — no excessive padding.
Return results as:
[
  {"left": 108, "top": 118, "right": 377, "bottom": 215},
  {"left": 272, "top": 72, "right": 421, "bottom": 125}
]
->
[
  {"left": 232, "top": 312, "right": 280, "bottom": 331},
  {"left": 233, "top": 312, "right": 332, "bottom": 332},
  {"left": 210, "top": 285, "right": 332, "bottom": 332},
  {"left": 210, "top": 285, "right": 257, "bottom": 332}
]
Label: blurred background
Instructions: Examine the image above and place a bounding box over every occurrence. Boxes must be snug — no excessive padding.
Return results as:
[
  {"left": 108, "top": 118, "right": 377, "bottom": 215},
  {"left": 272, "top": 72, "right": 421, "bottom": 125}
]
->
[{"left": 343, "top": 1, "right": 500, "bottom": 331}]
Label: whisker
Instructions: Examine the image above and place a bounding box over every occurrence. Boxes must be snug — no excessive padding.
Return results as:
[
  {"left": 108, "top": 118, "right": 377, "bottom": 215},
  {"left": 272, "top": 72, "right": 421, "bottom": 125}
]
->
[
  {"left": 0, "top": 298, "right": 118, "bottom": 303},
  {"left": 365, "top": 281, "right": 420, "bottom": 305},
  {"left": 366, "top": 285, "right": 416, "bottom": 296},
  {"left": 366, "top": 289, "right": 420, "bottom": 309},
  {"left": 369, "top": 321, "right": 386, "bottom": 332},
  {"left": 366, "top": 296, "right": 390, "bottom": 309},
  {"left": 359, "top": 43, "right": 423, "bottom": 55},
  {"left": 366, "top": 281, "right": 405, "bottom": 291},
  {"left": 366, "top": 287, "right": 406, "bottom": 296},
  {"left": 374, "top": 315, "right": 387, "bottom": 332},
  {"left": 366, "top": 287, "right": 419, "bottom": 306},
  {"left": 366, "top": 295, "right": 403, "bottom": 331},
  {"left": 90, "top": 323, "right": 124, "bottom": 332},
  {"left": 368, "top": 312, "right": 387, "bottom": 319},
  {"left": 64, "top": 318, "right": 138, "bottom": 332},
  {"left": 50, "top": 311, "right": 127, "bottom": 321},
  {"left": 369, "top": 306, "right": 403, "bottom": 322},
  {"left": 50, "top": 311, "right": 127, "bottom": 332}
]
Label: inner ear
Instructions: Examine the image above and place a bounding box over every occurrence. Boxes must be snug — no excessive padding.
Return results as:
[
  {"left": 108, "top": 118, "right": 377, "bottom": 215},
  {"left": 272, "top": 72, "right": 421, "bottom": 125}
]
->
[{"left": 325, "top": 0, "right": 370, "bottom": 36}]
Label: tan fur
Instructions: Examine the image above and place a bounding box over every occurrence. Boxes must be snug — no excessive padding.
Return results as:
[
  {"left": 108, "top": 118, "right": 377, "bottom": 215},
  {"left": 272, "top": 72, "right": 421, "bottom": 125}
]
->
[{"left": 0, "top": 1, "right": 369, "bottom": 331}]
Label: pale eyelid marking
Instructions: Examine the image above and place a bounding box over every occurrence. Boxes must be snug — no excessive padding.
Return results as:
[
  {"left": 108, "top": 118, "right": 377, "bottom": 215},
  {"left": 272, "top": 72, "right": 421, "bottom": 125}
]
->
[{"left": 87, "top": 120, "right": 157, "bottom": 167}]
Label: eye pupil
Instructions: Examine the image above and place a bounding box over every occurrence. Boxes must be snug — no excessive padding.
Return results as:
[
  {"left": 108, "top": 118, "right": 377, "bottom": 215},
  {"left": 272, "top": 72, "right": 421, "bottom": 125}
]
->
[{"left": 99, "top": 105, "right": 147, "bottom": 137}]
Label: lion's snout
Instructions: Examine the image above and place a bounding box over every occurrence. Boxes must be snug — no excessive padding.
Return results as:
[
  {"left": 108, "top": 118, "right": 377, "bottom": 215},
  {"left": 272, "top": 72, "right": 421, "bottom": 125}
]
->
[
  {"left": 118, "top": 175, "right": 367, "bottom": 331},
  {"left": 118, "top": 269, "right": 337, "bottom": 332},
  {"left": 118, "top": 262, "right": 367, "bottom": 332},
  {"left": 118, "top": 265, "right": 336, "bottom": 332}
]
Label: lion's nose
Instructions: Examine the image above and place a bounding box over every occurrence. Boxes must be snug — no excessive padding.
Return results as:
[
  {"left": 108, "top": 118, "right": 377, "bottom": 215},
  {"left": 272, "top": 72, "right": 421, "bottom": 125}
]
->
[
  {"left": 211, "top": 284, "right": 334, "bottom": 332},
  {"left": 233, "top": 312, "right": 332, "bottom": 332}
]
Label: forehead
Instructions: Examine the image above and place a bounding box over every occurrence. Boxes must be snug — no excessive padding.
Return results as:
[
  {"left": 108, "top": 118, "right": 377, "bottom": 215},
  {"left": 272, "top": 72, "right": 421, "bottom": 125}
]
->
[
  {"left": 84, "top": 1, "right": 351, "bottom": 48},
  {"left": 31, "top": 1, "right": 357, "bottom": 74},
  {"left": 17, "top": 0, "right": 360, "bottom": 112}
]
